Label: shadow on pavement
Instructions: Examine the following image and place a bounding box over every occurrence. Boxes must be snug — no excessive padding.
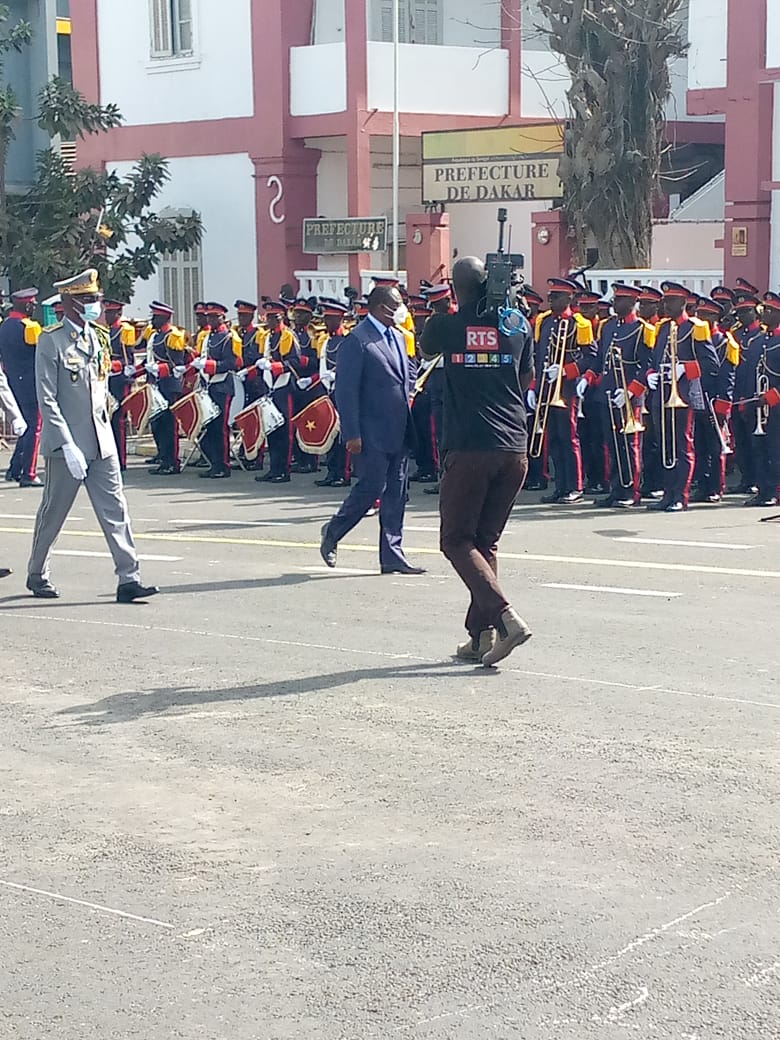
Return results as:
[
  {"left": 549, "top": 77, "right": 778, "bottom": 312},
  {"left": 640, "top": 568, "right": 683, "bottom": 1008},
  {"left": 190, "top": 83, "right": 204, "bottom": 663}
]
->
[{"left": 57, "top": 660, "right": 487, "bottom": 726}]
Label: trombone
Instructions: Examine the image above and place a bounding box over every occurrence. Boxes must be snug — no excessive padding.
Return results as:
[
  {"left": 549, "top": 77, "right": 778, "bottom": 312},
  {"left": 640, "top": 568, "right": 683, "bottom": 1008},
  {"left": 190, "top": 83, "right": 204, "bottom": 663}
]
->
[
  {"left": 660, "top": 321, "right": 687, "bottom": 469},
  {"left": 607, "top": 338, "right": 645, "bottom": 488},
  {"left": 754, "top": 355, "right": 769, "bottom": 436},
  {"left": 529, "top": 318, "right": 569, "bottom": 458}
]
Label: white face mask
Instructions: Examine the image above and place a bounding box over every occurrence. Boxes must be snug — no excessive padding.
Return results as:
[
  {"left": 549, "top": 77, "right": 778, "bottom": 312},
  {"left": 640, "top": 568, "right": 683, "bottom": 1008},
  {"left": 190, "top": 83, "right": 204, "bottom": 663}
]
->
[
  {"left": 75, "top": 300, "right": 103, "bottom": 323},
  {"left": 393, "top": 304, "right": 409, "bottom": 326}
]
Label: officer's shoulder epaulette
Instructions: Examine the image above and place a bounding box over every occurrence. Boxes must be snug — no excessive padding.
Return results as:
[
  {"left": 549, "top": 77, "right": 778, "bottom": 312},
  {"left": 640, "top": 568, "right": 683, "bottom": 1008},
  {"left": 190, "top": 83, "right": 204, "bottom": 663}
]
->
[
  {"left": 573, "top": 311, "right": 594, "bottom": 345},
  {"left": 724, "top": 330, "right": 740, "bottom": 367},
  {"left": 120, "top": 323, "right": 136, "bottom": 347},
  {"left": 22, "top": 318, "right": 42, "bottom": 345},
  {"left": 639, "top": 318, "right": 657, "bottom": 348},
  {"left": 691, "top": 317, "right": 711, "bottom": 341},
  {"left": 167, "top": 326, "right": 187, "bottom": 350},
  {"left": 42, "top": 322, "right": 63, "bottom": 334},
  {"left": 534, "top": 310, "right": 552, "bottom": 342},
  {"left": 142, "top": 324, "right": 154, "bottom": 341}
]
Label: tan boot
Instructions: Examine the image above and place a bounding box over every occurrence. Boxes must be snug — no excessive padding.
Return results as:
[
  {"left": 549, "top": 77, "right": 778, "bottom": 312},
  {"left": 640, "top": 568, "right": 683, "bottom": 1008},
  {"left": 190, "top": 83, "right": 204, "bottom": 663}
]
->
[
  {"left": 482, "top": 608, "right": 532, "bottom": 667},
  {"left": 456, "top": 629, "right": 496, "bottom": 663}
]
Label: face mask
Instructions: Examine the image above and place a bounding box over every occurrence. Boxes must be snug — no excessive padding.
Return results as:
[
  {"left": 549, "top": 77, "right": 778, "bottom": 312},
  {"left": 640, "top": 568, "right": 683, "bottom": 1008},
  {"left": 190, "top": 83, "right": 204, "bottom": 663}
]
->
[
  {"left": 393, "top": 304, "right": 409, "bottom": 326},
  {"left": 76, "top": 300, "right": 102, "bottom": 323}
]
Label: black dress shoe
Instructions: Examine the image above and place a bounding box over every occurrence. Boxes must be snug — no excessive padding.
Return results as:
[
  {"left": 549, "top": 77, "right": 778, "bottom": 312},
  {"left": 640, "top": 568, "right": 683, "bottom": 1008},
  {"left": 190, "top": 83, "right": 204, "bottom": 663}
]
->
[
  {"left": 26, "top": 576, "right": 60, "bottom": 599},
  {"left": 5, "top": 468, "right": 18, "bottom": 482},
  {"left": 745, "top": 495, "right": 779, "bottom": 507},
  {"left": 381, "top": 565, "right": 427, "bottom": 575},
  {"left": 210, "top": 469, "right": 231, "bottom": 479},
  {"left": 560, "top": 491, "right": 584, "bottom": 505},
  {"left": 329, "top": 477, "right": 349, "bottom": 488},
  {"left": 314, "top": 477, "right": 335, "bottom": 487},
  {"left": 646, "top": 498, "right": 671, "bottom": 511},
  {"left": 614, "top": 498, "right": 640, "bottom": 509},
  {"left": 149, "top": 464, "right": 180, "bottom": 475},
  {"left": 524, "top": 480, "right": 548, "bottom": 492},
  {"left": 423, "top": 484, "right": 440, "bottom": 496},
  {"left": 144, "top": 456, "right": 160, "bottom": 465},
  {"left": 255, "top": 472, "right": 274, "bottom": 482},
  {"left": 664, "top": 501, "right": 686, "bottom": 513},
  {"left": 0, "top": 567, "right": 11, "bottom": 580},
  {"left": 19, "top": 475, "right": 43, "bottom": 487},
  {"left": 199, "top": 469, "right": 218, "bottom": 478},
  {"left": 320, "top": 522, "right": 337, "bottom": 568},
  {"left": 540, "top": 492, "right": 562, "bottom": 504},
  {"left": 269, "top": 474, "right": 291, "bottom": 483},
  {"left": 594, "top": 495, "right": 616, "bottom": 507},
  {"left": 117, "top": 581, "right": 160, "bottom": 603}
]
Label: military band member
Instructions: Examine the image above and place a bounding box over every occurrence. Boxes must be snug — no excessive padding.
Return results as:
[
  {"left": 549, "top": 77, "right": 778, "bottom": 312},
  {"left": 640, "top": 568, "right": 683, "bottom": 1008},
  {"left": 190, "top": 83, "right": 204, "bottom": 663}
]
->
[
  {"left": 643, "top": 282, "right": 719, "bottom": 512},
  {"left": 691, "top": 298, "right": 738, "bottom": 503},
  {"left": 747, "top": 291, "right": 780, "bottom": 507},
  {"left": 104, "top": 300, "right": 138, "bottom": 471},
  {"left": 255, "top": 300, "right": 300, "bottom": 484},
  {"left": 26, "top": 268, "right": 158, "bottom": 602},
  {"left": 409, "top": 296, "right": 439, "bottom": 484},
  {"left": 315, "top": 299, "right": 352, "bottom": 488},
  {"left": 0, "top": 286, "right": 43, "bottom": 486},
  {"left": 575, "top": 287, "right": 610, "bottom": 494},
  {"left": 531, "top": 278, "right": 597, "bottom": 504},
  {"left": 290, "top": 298, "right": 320, "bottom": 473},
  {"left": 190, "top": 302, "right": 241, "bottom": 479},
  {"left": 193, "top": 301, "right": 210, "bottom": 355},
  {"left": 593, "top": 283, "right": 655, "bottom": 507},
  {"left": 144, "top": 301, "right": 188, "bottom": 476},
  {"left": 731, "top": 295, "right": 765, "bottom": 494},
  {"left": 522, "top": 287, "right": 548, "bottom": 491}
]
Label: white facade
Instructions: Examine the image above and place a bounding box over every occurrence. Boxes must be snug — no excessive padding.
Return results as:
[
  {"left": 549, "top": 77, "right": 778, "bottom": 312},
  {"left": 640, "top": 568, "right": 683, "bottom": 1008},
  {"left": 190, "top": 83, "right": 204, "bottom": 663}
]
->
[
  {"left": 771, "top": 82, "right": 780, "bottom": 289},
  {"left": 687, "top": 0, "right": 728, "bottom": 91},
  {"left": 96, "top": 0, "right": 254, "bottom": 126},
  {"left": 110, "top": 154, "right": 257, "bottom": 320}
]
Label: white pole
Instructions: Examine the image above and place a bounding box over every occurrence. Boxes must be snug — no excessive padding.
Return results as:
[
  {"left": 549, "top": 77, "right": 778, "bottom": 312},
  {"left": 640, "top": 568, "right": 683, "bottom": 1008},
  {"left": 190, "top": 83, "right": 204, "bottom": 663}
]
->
[{"left": 392, "top": 0, "right": 400, "bottom": 278}]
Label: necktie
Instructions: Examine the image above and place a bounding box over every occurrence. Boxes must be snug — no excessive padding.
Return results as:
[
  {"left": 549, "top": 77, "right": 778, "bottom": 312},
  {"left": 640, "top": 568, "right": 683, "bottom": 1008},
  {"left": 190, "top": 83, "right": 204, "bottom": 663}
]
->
[{"left": 385, "top": 327, "right": 403, "bottom": 372}]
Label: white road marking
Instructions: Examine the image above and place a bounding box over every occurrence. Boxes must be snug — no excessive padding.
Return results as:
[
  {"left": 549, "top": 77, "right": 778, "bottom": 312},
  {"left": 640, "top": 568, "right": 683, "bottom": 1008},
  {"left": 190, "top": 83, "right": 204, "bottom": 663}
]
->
[
  {"left": 0, "top": 525, "right": 777, "bottom": 581},
  {"left": 542, "top": 582, "right": 681, "bottom": 598},
  {"left": 7, "top": 614, "right": 780, "bottom": 712},
  {"left": 616, "top": 536, "right": 757, "bottom": 551},
  {"left": 53, "top": 550, "right": 183, "bottom": 562},
  {"left": 168, "top": 518, "right": 293, "bottom": 527},
  {"left": 295, "top": 565, "right": 379, "bottom": 576},
  {"left": 0, "top": 878, "right": 175, "bottom": 929},
  {"left": 0, "top": 513, "right": 83, "bottom": 521}
]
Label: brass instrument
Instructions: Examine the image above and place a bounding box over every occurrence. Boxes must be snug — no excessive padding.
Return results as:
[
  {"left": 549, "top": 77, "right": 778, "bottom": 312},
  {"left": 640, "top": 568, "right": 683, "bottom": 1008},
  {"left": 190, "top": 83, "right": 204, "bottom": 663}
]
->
[
  {"left": 529, "top": 318, "right": 569, "bottom": 458},
  {"left": 754, "top": 354, "right": 769, "bottom": 437},
  {"left": 706, "top": 396, "right": 734, "bottom": 455},
  {"left": 607, "top": 337, "right": 645, "bottom": 488},
  {"left": 660, "top": 321, "right": 687, "bottom": 470}
]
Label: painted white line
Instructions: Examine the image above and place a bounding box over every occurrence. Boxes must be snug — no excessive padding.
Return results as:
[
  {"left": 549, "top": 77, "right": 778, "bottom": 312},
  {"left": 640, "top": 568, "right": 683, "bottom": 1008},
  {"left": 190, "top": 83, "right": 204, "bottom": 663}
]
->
[
  {"left": 6, "top": 614, "right": 780, "bottom": 712},
  {"left": 168, "top": 518, "right": 293, "bottom": 527},
  {"left": 542, "top": 582, "right": 682, "bottom": 599},
  {"left": 405, "top": 525, "right": 439, "bottom": 533},
  {"left": 52, "top": 550, "right": 183, "bottom": 563},
  {"left": 294, "top": 565, "right": 379, "bottom": 576},
  {"left": 0, "top": 525, "right": 776, "bottom": 581},
  {"left": 0, "top": 513, "right": 83, "bottom": 522},
  {"left": 0, "top": 879, "right": 175, "bottom": 929},
  {"left": 616, "top": 536, "right": 757, "bottom": 551}
]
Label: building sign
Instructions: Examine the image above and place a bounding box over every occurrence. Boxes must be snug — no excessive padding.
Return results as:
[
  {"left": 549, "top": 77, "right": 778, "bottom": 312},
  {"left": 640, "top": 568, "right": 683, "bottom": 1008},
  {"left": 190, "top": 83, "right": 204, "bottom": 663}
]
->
[
  {"left": 421, "top": 124, "right": 564, "bottom": 205},
  {"left": 303, "top": 218, "right": 387, "bottom": 254},
  {"left": 731, "top": 225, "right": 748, "bottom": 258}
]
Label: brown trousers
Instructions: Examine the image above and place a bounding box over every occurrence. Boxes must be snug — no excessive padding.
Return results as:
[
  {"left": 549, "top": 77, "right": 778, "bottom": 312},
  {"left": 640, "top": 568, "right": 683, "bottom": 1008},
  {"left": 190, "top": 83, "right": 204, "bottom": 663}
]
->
[{"left": 439, "top": 450, "right": 528, "bottom": 637}]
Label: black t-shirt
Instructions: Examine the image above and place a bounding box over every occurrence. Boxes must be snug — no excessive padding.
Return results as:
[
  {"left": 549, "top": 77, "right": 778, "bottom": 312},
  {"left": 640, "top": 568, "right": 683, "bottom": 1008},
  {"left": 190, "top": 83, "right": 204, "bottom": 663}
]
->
[{"left": 420, "top": 303, "right": 534, "bottom": 452}]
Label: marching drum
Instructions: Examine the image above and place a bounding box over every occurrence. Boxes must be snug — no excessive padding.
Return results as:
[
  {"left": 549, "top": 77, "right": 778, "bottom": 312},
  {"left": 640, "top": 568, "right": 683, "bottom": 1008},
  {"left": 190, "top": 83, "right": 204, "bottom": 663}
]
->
[
  {"left": 171, "top": 389, "right": 220, "bottom": 442},
  {"left": 122, "top": 383, "right": 169, "bottom": 434}
]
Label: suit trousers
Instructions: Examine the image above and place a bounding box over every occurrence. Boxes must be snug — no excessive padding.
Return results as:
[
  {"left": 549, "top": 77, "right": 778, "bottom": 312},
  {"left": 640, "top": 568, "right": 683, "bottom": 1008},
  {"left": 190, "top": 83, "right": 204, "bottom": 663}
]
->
[
  {"left": 28, "top": 454, "right": 141, "bottom": 585},
  {"left": 440, "top": 450, "right": 528, "bottom": 637},
  {"left": 327, "top": 447, "right": 409, "bottom": 569},
  {"left": 9, "top": 396, "right": 41, "bottom": 479}
]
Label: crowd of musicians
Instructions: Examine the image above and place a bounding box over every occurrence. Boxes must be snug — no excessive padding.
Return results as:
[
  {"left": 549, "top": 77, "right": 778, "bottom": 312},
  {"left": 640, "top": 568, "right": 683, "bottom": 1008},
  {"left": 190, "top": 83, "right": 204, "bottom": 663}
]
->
[{"left": 1, "top": 272, "right": 780, "bottom": 512}]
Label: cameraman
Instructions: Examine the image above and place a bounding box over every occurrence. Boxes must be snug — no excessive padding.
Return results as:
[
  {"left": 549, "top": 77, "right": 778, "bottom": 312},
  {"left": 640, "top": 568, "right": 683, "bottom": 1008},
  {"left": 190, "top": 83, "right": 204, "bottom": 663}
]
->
[{"left": 419, "top": 257, "right": 534, "bottom": 667}]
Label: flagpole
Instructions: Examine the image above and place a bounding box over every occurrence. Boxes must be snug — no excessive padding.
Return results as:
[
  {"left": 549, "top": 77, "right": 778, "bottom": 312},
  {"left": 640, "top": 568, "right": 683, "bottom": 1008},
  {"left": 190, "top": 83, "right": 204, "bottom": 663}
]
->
[{"left": 392, "top": 0, "right": 400, "bottom": 279}]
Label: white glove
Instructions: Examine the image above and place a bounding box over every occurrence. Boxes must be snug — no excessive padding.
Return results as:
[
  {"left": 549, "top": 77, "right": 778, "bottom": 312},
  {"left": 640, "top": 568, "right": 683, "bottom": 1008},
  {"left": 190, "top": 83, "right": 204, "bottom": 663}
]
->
[
  {"left": 526, "top": 389, "right": 537, "bottom": 411},
  {"left": 173, "top": 365, "right": 187, "bottom": 378},
  {"left": 321, "top": 371, "right": 335, "bottom": 389},
  {"left": 297, "top": 377, "right": 313, "bottom": 390},
  {"left": 63, "top": 442, "right": 88, "bottom": 481},
  {"left": 646, "top": 371, "right": 660, "bottom": 391},
  {"left": 612, "top": 388, "right": 627, "bottom": 409},
  {"left": 544, "top": 363, "right": 561, "bottom": 381},
  {"left": 146, "top": 361, "right": 160, "bottom": 377},
  {"left": 576, "top": 377, "right": 588, "bottom": 399},
  {"left": 191, "top": 356, "right": 206, "bottom": 372},
  {"left": 124, "top": 364, "right": 136, "bottom": 378},
  {"left": 237, "top": 368, "right": 248, "bottom": 382},
  {"left": 255, "top": 357, "right": 272, "bottom": 372},
  {"left": 11, "top": 417, "right": 27, "bottom": 437},
  {"left": 675, "top": 362, "right": 686, "bottom": 379}
]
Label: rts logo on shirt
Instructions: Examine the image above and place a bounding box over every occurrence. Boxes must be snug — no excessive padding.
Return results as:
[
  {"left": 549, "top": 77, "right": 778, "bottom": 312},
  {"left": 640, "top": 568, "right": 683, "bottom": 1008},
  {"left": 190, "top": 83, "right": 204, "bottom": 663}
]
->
[{"left": 452, "top": 326, "right": 514, "bottom": 368}]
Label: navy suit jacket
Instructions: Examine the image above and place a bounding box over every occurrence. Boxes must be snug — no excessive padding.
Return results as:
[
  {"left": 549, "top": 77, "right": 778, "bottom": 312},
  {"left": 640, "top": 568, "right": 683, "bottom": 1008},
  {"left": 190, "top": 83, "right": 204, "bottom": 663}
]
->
[{"left": 335, "top": 317, "right": 415, "bottom": 455}]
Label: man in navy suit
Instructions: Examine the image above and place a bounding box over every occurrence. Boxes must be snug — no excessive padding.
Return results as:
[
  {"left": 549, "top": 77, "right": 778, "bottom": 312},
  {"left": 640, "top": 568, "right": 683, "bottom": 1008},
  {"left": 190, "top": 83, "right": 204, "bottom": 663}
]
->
[{"left": 320, "top": 285, "right": 425, "bottom": 575}]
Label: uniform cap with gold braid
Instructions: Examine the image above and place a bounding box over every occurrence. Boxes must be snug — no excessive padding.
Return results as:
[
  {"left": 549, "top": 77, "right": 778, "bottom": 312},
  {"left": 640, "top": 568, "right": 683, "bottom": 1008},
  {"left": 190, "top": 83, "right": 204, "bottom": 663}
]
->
[{"left": 53, "top": 268, "right": 100, "bottom": 296}]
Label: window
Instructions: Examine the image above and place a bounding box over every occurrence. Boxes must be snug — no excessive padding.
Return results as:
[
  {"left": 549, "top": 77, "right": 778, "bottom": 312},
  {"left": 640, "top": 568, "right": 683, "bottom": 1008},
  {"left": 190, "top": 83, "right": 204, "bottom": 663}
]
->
[
  {"left": 150, "top": 0, "right": 193, "bottom": 59},
  {"left": 372, "top": 0, "right": 442, "bottom": 45},
  {"left": 160, "top": 240, "right": 202, "bottom": 324}
]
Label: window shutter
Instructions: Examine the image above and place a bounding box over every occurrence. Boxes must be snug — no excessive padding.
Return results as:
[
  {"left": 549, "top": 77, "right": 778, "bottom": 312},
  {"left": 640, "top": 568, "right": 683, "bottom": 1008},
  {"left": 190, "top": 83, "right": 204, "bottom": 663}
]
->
[
  {"left": 175, "top": 0, "right": 193, "bottom": 53},
  {"left": 412, "top": 0, "right": 439, "bottom": 44},
  {"left": 377, "top": 0, "right": 409, "bottom": 43},
  {"left": 149, "top": 0, "right": 172, "bottom": 56}
]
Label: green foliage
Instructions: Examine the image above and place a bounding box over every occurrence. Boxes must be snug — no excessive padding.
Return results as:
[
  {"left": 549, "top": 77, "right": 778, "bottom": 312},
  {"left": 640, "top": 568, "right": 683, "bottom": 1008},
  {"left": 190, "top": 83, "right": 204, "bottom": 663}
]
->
[{"left": 0, "top": 10, "right": 202, "bottom": 298}]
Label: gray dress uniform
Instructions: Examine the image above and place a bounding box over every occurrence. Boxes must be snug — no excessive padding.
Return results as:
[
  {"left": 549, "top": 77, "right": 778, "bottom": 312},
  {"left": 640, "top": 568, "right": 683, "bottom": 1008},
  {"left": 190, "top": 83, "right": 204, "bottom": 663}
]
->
[{"left": 27, "top": 319, "right": 142, "bottom": 586}]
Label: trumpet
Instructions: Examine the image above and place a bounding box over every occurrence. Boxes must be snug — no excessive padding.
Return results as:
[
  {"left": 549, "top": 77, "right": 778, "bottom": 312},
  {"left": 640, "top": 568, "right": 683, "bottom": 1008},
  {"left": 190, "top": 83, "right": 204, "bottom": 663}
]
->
[
  {"left": 607, "top": 338, "right": 645, "bottom": 488},
  {"left": 754, "top": 363, "right": 769, "bottom": 437},
  {"left": 706, "top": 396, "right": 734, "bottom": 456},
  {"left": 529, "top": 318, "right": 569, "bottom": 458},
  {"left": 660, "top": 321, "right": 687, "bottom": 470}
]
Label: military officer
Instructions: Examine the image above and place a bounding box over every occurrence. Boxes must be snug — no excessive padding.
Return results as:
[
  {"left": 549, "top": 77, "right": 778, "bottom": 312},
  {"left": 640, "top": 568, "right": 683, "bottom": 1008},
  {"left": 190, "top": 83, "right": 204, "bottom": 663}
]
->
[
  {"left": 26, "top": 268, "right": 158, "bottom": 602},
  {"left": 0, "top": 286, "right": 43, "bottom": 486},
  {"left": 104, "top": 299, "right": 138, "bottom": 471}
]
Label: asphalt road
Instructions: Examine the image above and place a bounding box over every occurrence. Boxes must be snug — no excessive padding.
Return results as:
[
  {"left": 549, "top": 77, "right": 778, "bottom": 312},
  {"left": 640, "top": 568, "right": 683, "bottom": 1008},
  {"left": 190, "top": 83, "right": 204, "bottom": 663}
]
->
[{"left": 1, "top": 452, "right": 778, "bottom": 1039}]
